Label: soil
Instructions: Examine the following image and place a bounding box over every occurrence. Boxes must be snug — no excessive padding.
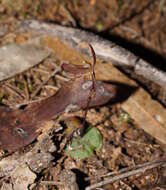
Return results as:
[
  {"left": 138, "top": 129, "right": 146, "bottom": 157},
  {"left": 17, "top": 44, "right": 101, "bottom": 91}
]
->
[
  {"left": 0, "top": 1, "right": 166, "bottom": 190},
  {"left": 0, "top": 0, "right": 166, "bottom": 58}
]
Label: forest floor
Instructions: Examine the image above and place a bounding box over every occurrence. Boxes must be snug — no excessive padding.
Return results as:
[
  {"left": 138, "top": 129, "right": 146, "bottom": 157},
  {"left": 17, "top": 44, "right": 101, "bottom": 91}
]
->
[{"left": 0, "top": 1, "right": 166, "bottom": 189}]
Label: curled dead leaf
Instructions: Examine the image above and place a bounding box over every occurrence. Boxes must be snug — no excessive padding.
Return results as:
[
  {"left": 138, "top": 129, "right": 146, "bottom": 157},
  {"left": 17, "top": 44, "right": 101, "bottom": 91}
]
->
[{"left": 0, "top": 45, "right": 135, "bottom": 153}]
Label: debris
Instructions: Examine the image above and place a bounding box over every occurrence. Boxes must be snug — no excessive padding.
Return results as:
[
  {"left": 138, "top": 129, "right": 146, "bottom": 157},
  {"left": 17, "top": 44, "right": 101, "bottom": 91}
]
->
[
  {"left": 0, "top": 183, "right": 13, "bottom": 190},
  {"left": 0, "top": 43, "right": 50, "bottom": 81},
  {"left": 86, "top": 159, "right": 166, "bottom": 190},
  {"left": 122, "top": 88, "right": 166, "bottom": 145},
  {"left": 0, "top": 121, "right": 56, "bottom": 177},
  {"left": 41, "top": 169, "right": 79, "bottom": 190},
  {"left": 11, "top": 164, "right": 36, "bottom": 190}
]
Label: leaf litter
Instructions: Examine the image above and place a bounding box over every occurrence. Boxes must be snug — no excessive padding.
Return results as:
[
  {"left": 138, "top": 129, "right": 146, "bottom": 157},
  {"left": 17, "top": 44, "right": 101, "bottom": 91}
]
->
[{"left": 0, "top": 35, "right": 166, "bottom": 190}]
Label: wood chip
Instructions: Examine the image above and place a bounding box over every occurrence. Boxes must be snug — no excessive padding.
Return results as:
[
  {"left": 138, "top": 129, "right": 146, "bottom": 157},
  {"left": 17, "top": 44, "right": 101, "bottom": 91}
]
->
[{"left": 0, "top": 43, "right": 50, "bottom": 81}]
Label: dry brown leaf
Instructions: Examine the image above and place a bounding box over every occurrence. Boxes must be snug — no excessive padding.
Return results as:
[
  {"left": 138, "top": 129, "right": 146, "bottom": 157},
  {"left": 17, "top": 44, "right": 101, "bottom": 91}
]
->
[{"left": 1, "top": 45, "right": 130, "bottom": 153}]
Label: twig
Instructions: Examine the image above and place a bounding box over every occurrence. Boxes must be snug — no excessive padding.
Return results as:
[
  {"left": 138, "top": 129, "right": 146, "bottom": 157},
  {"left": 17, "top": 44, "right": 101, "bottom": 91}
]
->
[
  {"left": 85, "top": 159, "right": 163, "bottom": 181},
  {"left": 86, "top": 159, "right": 166, "bottom": 190},
  {"left": 44, "top": 85, "right": 59, "bottom": 91},
  {"left": 55, "top": 74, "right": 70, "bottom": 82},
  {"left": 123, "top": 137, "right": 153, "bottom": 147},
  {"left": 120, "top": 180, "right": 132, "bottom": 190},
  {"left": 41, "top": 181, "right": 63, "bottom": 186},
  {"left": 31, "top": 67, "right": 61, "bottom": 98}
]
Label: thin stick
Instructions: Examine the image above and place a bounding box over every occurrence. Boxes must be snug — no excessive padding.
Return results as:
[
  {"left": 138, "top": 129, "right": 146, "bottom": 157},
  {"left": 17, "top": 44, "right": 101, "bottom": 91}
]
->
[
  {"left": 85, "top": 159, "right": 163, "bottom": 181},
  {"left": 41, "top": 181, "right": 63, "bottom": 186},
  {"left": 44, "top": 85, "right": 59, "bottom": 91},
  {"left": 31, "top": 67, "right": 61, "bottom": 98},
  {"left": 124, "top": 137, "right": 154, "bottom": 147},
  {"left": 86, "top": 159, "right": 166, "bottom": 190},
  {"left": 55, "top": 74, "right": 70, "bottom": 82}
]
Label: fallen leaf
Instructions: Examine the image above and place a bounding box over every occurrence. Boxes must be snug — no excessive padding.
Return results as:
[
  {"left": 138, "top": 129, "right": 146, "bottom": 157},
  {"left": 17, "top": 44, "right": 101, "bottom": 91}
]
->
[{"left": 1, "top": 58, "right": 130, "bottom": 152}]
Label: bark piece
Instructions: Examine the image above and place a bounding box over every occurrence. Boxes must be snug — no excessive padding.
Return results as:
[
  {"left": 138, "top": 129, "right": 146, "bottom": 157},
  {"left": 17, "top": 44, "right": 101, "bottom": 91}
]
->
[
  {"left": 16, "top": 20, "right": 166, "bottom": 105},
  {"left": 0, "top": 183, "right": 13, "bottom": 190},
  {"left": 0, "top": 43, "right": 50, "bottom": 81},
  {"left": 122, "top": 88, "right": 166, "bottom": 145}
]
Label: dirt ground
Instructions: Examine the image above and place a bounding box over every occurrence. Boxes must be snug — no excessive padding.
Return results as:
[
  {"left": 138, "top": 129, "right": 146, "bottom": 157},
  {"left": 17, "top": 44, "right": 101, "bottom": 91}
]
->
[
  {"left": 0, "top": 0, "right": 166, "bottom": 58},
  {"left": 0, "top": 0, "right": 166, "bottom": 190}
]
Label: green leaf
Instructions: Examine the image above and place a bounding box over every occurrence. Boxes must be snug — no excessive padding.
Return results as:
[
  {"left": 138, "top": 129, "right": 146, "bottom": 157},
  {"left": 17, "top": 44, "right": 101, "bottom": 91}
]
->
[
  {"left": 65, "top": 127, "right": 102, "bottom": 160},
  {"left": 83, "top": 127, "right": 102, "bottom": 151}
]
